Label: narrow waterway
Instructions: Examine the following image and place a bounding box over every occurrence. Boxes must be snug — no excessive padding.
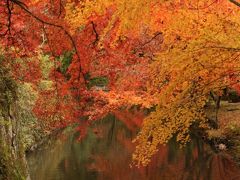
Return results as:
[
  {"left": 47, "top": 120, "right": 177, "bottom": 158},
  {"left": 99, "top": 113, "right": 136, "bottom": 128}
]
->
[{"left": 27, "top": 112, "right": 240, "bottom": 180}]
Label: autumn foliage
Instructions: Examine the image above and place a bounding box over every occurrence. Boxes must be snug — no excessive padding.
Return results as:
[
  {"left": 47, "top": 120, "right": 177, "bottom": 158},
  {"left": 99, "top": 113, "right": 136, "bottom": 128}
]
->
[{"left": 1, "top": 0, "right": 240, "bottom": 167}]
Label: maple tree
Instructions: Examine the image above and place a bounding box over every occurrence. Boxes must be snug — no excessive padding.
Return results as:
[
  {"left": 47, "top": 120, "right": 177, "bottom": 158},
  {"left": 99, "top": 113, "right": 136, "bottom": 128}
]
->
[
  {"left": 132, "top": 0, "right": 240, "bottom": 166},
  {"left": 0, "top": 0, "right": 163, "bottom": 156}
]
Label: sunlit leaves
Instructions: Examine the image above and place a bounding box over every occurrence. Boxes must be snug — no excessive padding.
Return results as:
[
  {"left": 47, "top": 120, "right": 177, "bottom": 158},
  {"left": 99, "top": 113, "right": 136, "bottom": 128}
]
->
[
  {"left": 132, "top": 0, "right": 240, "bottom": 166},
  {"left": 65, "top": 0, "right": 159, "bottom": 38}
]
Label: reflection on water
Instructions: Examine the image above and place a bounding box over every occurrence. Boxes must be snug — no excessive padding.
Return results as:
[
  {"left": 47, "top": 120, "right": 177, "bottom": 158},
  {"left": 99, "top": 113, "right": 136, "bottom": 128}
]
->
[{"left": 27, "top": 111, "right": 240, "bottom": 180}]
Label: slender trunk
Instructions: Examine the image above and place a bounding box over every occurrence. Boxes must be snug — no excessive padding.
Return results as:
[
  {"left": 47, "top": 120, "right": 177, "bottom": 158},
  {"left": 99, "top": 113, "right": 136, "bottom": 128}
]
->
[
  {"left": 215, "top": 96, "right": 221, "bottom": 127},
  {"left": 210, "top": 91, "right": 221, "bottom": 128}
]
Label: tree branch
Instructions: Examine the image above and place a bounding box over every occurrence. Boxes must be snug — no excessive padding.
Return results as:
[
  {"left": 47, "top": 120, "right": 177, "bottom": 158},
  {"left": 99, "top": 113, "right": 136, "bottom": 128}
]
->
[
  {"left": 91, "top": 21, "right": 99, "bottom": 45},
  {"left": 11, "top": 0, "right": 87, "bottom": 86},
  {"left": 229, "top": 0, "right": 240, "bottom": 7},
  {"left": 141, "top": 32, "right": 163, "bottom": 48}
]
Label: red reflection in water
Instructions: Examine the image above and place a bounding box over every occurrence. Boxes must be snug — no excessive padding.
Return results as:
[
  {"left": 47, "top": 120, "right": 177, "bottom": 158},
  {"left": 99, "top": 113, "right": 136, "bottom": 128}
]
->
[
  {"left": 27, "top": 110, "right": 240, "bottom": 180},
  {"left": 87, "top": 110, "right": 240, "bottom": 180}
]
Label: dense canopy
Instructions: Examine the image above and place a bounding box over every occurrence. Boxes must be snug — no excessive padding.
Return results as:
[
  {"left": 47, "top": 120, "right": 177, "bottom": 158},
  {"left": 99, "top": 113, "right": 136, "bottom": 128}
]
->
[{"left": 1, "top": 0, "right": 240, "bottom": 169}]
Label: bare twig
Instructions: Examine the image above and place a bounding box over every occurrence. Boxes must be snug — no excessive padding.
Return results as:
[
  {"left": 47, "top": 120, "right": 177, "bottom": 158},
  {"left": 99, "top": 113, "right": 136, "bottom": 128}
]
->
[{"left": 91, "top": 21, "right": 99, "bottom": 45}]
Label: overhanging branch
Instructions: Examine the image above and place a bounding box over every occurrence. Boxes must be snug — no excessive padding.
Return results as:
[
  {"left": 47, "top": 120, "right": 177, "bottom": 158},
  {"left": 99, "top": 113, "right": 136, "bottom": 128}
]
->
[
  {"left": 11, "top": 0, "right": 87, "bottom": 85},
  {"left": 229, "top": 0, "right": 240, "bottom": 7}
]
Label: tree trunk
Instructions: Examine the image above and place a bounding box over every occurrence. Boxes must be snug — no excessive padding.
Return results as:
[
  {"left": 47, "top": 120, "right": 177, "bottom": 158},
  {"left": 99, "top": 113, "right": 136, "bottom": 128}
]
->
[{"left": 210, "top": 91, "right": 221, "bottom": 128}]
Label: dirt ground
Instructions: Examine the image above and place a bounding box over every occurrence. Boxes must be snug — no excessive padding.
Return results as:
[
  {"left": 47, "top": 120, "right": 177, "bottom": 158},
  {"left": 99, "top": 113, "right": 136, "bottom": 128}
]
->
[{"left": 206, "top": 101, "right": 240, "bottom": 129}]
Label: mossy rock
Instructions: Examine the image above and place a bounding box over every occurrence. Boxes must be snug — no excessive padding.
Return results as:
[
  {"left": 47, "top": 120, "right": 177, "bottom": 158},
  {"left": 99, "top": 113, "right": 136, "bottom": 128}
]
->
[{"left": 0, "top": 67, "right": 28, "bottom": 179}]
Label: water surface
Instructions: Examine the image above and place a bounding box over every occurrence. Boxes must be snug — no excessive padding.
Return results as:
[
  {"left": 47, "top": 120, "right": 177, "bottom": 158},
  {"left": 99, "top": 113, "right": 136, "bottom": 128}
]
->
[{"left": 27, "top": 112, "right": 240, "bottom": 180}]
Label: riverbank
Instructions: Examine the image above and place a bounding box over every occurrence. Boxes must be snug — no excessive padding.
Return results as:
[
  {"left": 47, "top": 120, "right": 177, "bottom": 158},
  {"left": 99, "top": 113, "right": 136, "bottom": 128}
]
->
[{"left": 206, "top": 101, "right": 240, "bottom": 165}]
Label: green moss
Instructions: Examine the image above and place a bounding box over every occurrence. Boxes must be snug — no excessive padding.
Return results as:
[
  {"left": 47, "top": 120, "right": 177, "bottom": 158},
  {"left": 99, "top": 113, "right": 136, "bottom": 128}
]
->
[
  {"left": 17, "top": 83, "right": 47, "bottom": 150},
  {"left": 0, "top": 67, "right": 28, "bottom": 179},
  {"left": 0, "top": 135, "right": 26, "bottom": 180}
]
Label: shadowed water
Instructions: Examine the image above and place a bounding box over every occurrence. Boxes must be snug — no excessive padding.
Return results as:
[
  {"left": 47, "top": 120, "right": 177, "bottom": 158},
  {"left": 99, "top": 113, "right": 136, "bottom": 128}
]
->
[{"left": 27, "top": 113, "right": 240, "bottom": 180}]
